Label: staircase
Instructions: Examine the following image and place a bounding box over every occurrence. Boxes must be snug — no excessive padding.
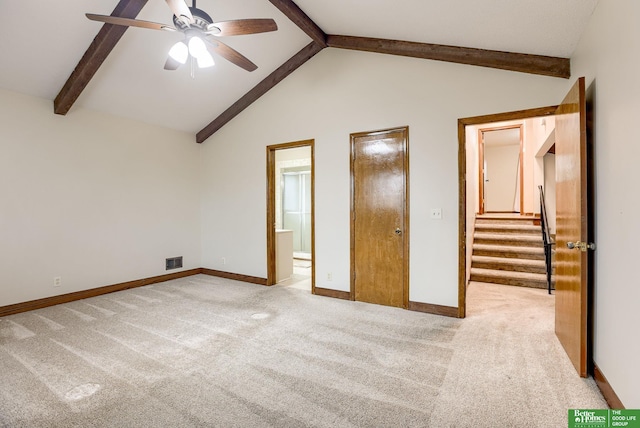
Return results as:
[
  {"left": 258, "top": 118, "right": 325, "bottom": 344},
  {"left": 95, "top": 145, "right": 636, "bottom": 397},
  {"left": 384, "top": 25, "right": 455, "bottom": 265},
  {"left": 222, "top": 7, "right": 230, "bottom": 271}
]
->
[{"left": 470, "top": 214, "right": 548, "bottom": 289}]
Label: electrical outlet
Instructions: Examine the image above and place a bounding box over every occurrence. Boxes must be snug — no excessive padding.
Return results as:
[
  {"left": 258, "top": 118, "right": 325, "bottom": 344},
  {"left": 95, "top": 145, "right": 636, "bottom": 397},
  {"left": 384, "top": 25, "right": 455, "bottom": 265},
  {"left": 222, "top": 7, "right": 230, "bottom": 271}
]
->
[
  {"left": 430, "top": 208, "right": 442, "bottom": 219},
  {"left": 222, "top": 257, "right": 226, "bottom": 265},
  {"left": 53, "top": 277, "right": 62, "bottom": 287},
  {"left": 327, "top": 272, "right": 332, "bottom": 281}
]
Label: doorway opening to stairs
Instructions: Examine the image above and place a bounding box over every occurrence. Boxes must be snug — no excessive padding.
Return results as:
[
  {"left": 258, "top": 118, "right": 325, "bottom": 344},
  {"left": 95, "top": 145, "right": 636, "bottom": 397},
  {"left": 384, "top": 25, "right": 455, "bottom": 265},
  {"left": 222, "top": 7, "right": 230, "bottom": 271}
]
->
[
  {"left": 457, "top": 106, "right": 558, "bottom": 319},
  {"left": 459, "top": 78, "right": 592, "bottom": 378}
]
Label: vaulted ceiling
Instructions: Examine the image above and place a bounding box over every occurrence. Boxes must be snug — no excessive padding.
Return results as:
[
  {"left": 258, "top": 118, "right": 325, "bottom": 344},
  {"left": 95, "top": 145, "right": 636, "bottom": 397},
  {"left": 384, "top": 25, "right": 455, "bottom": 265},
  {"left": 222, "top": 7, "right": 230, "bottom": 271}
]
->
[{"left": 0, "top": 0, "right": 598, "bottom": 143}]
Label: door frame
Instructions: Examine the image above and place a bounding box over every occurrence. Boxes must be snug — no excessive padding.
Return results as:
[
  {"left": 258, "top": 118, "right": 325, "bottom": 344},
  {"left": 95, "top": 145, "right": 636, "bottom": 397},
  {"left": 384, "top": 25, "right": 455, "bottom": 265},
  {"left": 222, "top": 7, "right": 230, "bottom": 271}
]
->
[
  {"left": 457, "top": 107, "right": 557, "bottom": 318},
  {"left": 478, "top": 124, "right": 524, "bottom": 214},
  {"left": 266, "top": 139, "right": 315, "bottom": 291},
  {"left": 350, "top": 126, "right": 410, "bottom": 308}
]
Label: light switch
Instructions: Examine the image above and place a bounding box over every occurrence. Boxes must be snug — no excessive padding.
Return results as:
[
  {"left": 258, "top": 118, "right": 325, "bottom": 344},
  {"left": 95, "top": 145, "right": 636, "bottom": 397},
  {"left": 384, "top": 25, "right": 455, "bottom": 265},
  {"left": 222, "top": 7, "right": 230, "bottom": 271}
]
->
[{"left": 430, "top": 208, "right": 442, "bottom": 219}]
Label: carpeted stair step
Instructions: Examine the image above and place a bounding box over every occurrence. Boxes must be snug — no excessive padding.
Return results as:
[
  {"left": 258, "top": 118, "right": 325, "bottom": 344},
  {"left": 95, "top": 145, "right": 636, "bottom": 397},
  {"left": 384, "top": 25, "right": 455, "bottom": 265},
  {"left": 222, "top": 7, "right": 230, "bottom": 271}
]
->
[
  {"left": 475, "top": 216, "right": 539, "bottom": 226},
  {"left": 472, "top": 244, "right": 545, "bottom": 260},
  {"left": 473, "top": 232, "right": 543, "bottom": 247},
  {"left": 472, "top": 214, "right": 548, "bottom": 289},
  {"left": 471, "top": 255, "right": 546, "bottom": 274},
  {"left": 470, "top": 268, "right": 548, "bottom": 289},
  {"left": 474, "top": 223, "right": 540, "bottom": 235}
]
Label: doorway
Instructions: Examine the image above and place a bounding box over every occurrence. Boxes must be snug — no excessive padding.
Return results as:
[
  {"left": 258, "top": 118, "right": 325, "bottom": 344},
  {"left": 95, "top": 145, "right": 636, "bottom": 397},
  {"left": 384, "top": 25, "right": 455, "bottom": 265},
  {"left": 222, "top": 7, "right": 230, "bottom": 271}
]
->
[
  {"left": 458, "top": 106, "right": 557, "bottom": 318},
  {"left": 266, "top": 140, "right": 315, "bottom": 291},
  {"left": 458, "top": 106, "right": 557, "bottom": 319},
  {"left": 350, "top": 127, "right": 409, "bottom": 308},
  {"left": 458, "top": 78, "right": 591, "bottom": 377},
  {"left": 478, "top": 126, "right": 523, "bottom": 214}
]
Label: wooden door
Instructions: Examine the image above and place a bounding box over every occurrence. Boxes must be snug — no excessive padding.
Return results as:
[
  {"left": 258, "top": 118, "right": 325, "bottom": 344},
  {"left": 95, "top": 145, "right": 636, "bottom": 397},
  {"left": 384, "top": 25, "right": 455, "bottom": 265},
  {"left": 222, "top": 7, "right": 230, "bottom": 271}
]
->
[
  {"left": 351, "top": 127, "right": 409, "bottom": 308},
  {"left": 554, "top": 77, "right": 590, "bottom": 377}
]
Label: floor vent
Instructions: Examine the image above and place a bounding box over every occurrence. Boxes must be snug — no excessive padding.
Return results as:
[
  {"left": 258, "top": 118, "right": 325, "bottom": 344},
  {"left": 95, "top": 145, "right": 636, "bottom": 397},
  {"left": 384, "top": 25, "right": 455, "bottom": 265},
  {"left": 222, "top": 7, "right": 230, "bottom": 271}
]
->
[{"left": 165, "top": 256, "right": 183, "bottom": 270}]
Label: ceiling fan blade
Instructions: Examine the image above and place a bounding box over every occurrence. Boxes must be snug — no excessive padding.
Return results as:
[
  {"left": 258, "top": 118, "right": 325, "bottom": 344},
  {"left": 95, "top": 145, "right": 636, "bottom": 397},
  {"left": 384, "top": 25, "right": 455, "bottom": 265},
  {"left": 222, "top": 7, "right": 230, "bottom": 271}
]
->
[
  {"left": 163, "top": 55, "right": 183, "bottom": 71},
  {"left": 207, "top": 19, "right": 278, "bottom": 36},
  {"left": 205, "top": 38, "right": 258, "bottom": 72},
  {"left": 165, "top": 0, "right": 193, "bottom": 25},
  {"left": 86, "top": 14, "right": 176, "bottom": 31}
]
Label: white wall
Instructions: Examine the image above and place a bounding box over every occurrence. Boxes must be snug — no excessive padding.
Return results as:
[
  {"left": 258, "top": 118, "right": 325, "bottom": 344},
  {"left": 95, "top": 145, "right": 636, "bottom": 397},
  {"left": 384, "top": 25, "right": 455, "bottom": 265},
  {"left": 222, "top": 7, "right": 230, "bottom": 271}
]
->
[
  {"left": 570, "top": 0, "right": 640, "bottom": 408},
  {"left": 200, "top": 48, "right": 569, "bottom": 307},
  {"left": 523, "top": 119, "right": 544, "bottom": 215},
  {"left": 543, "top": 153, "right": 557, "bottom": 234},
  {"left": 534, "top": 116, "right": 557, "bottom": 232},
  {"left": 0, "top": 89, "right": 201, "bottom": 307}
]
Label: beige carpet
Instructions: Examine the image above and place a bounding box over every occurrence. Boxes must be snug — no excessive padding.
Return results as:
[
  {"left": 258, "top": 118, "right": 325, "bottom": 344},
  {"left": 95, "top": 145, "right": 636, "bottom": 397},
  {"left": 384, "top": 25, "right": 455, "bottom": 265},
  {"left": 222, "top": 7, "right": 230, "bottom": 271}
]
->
[
  {"left": 430, "top": 281, "right": 606, "bottom": 426},
  {"left": 0, "top": 276, "right": 605, "bottom": 427}
]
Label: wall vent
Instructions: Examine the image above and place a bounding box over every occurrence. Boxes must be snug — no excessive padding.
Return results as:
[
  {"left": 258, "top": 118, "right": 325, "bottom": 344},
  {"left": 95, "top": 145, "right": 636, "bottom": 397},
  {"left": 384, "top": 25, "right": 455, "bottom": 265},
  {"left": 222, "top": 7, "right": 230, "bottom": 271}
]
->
[{"left": 166, "top": 256, "right": 183, "bottom": 270}]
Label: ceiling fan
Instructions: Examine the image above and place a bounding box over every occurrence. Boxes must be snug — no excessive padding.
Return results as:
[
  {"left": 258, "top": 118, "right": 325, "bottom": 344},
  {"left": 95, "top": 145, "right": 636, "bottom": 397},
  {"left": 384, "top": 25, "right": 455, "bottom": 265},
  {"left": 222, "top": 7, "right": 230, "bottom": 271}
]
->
[{"left": 86, "top": 0, "right": 277, "bottom": 72}]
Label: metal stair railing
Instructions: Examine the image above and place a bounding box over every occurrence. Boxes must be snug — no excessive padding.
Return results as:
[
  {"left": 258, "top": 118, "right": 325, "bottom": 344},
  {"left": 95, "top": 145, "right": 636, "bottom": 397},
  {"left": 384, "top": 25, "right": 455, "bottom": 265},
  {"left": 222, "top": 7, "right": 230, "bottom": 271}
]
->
[{"left": 538, "top": 185, "right": 555, "bottom": 294}]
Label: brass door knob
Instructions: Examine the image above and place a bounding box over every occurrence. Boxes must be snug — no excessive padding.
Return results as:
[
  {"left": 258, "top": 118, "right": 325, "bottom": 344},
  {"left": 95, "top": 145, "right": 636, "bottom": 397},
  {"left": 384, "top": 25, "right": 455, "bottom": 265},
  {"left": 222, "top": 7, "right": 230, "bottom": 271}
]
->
[{"left": 567, "top": 241, "right": 596, "bottom": 251}]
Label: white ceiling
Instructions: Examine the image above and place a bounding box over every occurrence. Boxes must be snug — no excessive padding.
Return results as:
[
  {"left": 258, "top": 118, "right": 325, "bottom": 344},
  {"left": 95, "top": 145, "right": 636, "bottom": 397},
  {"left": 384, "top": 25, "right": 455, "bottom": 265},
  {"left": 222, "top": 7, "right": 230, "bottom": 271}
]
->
[
  {"left": 296, "top": 0, "right": 599, "bottom": 57},
  {"left": 484, "top": 128, "right": 521, "bottom": 147},
  {"left": 0, "top": 0, "right": 598, "bottom": 136}
]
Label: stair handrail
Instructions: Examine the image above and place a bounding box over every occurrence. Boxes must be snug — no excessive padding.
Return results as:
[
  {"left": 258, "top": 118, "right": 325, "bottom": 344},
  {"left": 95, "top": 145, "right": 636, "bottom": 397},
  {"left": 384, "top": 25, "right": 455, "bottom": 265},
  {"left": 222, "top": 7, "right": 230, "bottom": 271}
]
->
[{"left": 538, "top": 185, "right": 554, "bottom": 294}]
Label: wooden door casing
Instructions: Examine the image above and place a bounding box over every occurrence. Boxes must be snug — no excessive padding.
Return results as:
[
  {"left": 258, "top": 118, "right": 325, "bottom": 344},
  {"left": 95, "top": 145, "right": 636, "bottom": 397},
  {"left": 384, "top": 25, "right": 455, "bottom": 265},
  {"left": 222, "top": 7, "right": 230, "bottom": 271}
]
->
[
  {"left": 350, "top": 127, "right": 409, "bottom": 308},
  {"left": 266, "top": 140, "right": 315, "bottom": 291},
  {"left": 554, "top": 77, "right": 589, "bottom": 377}
]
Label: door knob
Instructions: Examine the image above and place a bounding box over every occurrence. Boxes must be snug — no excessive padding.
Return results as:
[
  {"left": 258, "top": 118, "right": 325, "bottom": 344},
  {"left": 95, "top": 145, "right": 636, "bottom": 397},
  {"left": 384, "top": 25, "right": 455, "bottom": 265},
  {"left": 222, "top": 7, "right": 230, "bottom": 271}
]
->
[
  {"left": 395, "top": 228, "right": 402, "bottom": 235},
  {"left": 567, "top": 241, "right": 596, "bottom": 251}
]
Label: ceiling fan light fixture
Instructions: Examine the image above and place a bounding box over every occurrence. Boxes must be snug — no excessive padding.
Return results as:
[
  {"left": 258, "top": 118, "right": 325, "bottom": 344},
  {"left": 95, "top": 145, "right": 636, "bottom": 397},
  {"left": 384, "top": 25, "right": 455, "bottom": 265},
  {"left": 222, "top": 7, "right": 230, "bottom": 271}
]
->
[
  {"left": 178, "top": 15, "right": 192, "bottom": 27},
  {"left": 197, "top": 51, "right": 215, "bottom": 68},
  {"left": 188, "top": 36, "right": 208, "bottom": 59},
  {"left": 168, "top": 41, "right": 188, "bottom": 64},
  {"left": 206, "top": 24, "right": 221, "bottom": 35},
  {"left": 86, "top": 2, "right": 277, "bottom": 73}
]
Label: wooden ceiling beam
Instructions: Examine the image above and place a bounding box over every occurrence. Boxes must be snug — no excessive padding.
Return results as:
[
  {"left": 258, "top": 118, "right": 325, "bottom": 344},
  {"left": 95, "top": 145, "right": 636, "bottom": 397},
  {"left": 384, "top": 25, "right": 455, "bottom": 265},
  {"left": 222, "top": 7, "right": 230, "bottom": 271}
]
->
[
  {"left": 326, "top": 35, "right": 571, "bottom": 79},
  {"left": 54, "top": 0, "right": 148, "bottom": 115},
  {"left": 197, "top": 42, "right": 325, "bottom": 143},
  {"left": 268, "top": 0, "right": 327, "bottom": 46}
]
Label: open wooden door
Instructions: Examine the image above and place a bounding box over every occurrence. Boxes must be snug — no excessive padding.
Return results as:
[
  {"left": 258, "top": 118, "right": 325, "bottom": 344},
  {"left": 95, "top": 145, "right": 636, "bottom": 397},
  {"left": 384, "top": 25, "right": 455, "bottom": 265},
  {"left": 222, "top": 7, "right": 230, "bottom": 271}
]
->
[{"left": 554, "top": 77, "right": 592, "bottom": 377}]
